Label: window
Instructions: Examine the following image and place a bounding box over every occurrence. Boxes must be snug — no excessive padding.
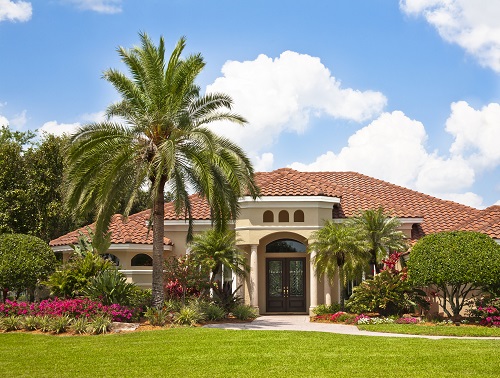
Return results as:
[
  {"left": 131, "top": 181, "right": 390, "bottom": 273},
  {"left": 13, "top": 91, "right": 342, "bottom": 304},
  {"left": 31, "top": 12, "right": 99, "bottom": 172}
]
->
[
  {"left": 266, "top": 239, "right": 306, "bottom": 253},
  {"left": 263, "top": 210, "right": 274, "bottom": 223},
  {"left": 278, "top": 210, "right": 289, "bottom": 222},
  {"left": 131, "top": 253, "right": 153, "bottom": 266},
  {"left": 294, "top": 210, "right": 304, "bottom": 222},
  {"left": 100, "top": 253, "right": 120, "bottom": 266}
]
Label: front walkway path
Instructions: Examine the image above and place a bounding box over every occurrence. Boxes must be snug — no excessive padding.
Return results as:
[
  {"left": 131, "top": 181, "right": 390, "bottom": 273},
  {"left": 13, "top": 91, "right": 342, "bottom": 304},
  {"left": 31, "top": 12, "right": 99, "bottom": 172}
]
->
[{"left": 203, "top": 315, "right": 500, "bottom": 340}]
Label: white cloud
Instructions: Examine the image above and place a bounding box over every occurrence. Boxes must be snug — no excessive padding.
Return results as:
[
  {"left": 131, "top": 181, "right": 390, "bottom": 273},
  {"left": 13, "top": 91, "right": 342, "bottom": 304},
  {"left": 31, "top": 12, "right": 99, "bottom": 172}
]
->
[
  {"left": 38, "top": 120, "right": 80, "bottom": 137},
  {"left": 9, "top": 109, "right": 27, "bottom": 128},
  {"left": 64, "top": 0, "right": 121, "bottom": 14},
  {"left": 206, "top": 51, "right": 386, "bottom": 156},
  {"left": 0, "top": 114, "right": 9, "bottom": 126},
  {"left": 253, "top": 152, "right": 274, "bottom": 172},
  {"left": 289, "top": 109, "right": 485, "bottom": 208},
  {"left": 446, "top": 101, "right": 500, "bottom": 169},
  {"left": 0, "top": 0, "right": 32, "bottom": 22},
  {"left": 400, "top": 0, "right": 500, "bottom": 72}
]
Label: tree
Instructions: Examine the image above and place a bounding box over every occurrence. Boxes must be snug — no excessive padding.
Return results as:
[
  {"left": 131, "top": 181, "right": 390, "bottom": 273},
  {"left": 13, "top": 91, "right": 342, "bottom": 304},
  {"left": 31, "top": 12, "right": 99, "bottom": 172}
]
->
[
  {"left": 346, "top": 207, "right": 408, "bottom": 275},
  {"left": 308, "top": 221, "right": 369, "bottom": 310},
  {"left": 65, "top": 33, "right": 259, "bottom": 308},
  {"left": 0, "top": 234, "right": 57, "bottom": 302},
  {"left": 407, "top": 231, "right": 500, "bottom": 319}
]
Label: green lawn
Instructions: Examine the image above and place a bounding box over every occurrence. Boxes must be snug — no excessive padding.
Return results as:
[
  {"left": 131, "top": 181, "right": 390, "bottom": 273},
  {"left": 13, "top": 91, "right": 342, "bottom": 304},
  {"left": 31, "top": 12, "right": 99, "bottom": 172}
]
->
[
  {"left": 357, "top": 324, "right": 500, "bottom": 337},
  {"left": 1, "top": 328, "right": 499, "bottom": 378}
]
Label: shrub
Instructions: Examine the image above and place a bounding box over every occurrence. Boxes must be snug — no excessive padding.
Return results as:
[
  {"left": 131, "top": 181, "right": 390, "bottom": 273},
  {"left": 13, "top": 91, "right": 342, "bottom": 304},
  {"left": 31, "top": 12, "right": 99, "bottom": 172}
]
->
[
  {"left": 128, "top": 287, "right": 152, "bottom": 311},
  {"left": 395, "top": 317, "right": 421, "bottom": 324},
  {"left": 232, "top": 304, "right": 258, "bottom": 321},
  {"left": 212, "top": 282, "right": 243, "bottom": 313},
  {"left": 468, "top": 297, "right": 500, "bottom": 327},
  {"left": 70, "top": 317, "right": 89, "bottom": 334},
  {"left": 174, "top": 303, "right": 205, "bottom": 326},
  {"left": 0, "top": 315, "right": 22, "bottom": 331},
  {"left": 203, "top": 302, "right": 226, "bottom": 321},
  {"left": 313, "top": 303, "right": 341, "bottom": 316},
  {"left": 82, "top": 269, "right": 137, "bottom": 306},
  {"left": 88, "top": 315, "right": 112, "bottom": 334},
  {"left": 22, "top": 315, "right": 39, "bottom": 331},
  {"left": 49, "top": 315, "right": 71, "bottom": 334},
  {"left": 144, "top": 307, "right": 172, "bottom": 326},
  {"left": 37, "top": 315, "right": 52, "bottom": 332}
]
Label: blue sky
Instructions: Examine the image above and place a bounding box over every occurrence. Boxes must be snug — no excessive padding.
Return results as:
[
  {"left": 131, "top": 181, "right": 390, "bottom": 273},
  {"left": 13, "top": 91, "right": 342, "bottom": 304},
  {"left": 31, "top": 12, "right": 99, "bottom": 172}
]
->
[{"left": 1, "top": 0, "right": 500, "bottom": 208}]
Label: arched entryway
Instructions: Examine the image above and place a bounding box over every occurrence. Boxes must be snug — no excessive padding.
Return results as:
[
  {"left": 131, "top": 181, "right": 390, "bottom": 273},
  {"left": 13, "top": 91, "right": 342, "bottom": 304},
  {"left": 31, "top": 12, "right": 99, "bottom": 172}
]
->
[{"left": 265, "top": 238, "right": 307, "bottom": 313}]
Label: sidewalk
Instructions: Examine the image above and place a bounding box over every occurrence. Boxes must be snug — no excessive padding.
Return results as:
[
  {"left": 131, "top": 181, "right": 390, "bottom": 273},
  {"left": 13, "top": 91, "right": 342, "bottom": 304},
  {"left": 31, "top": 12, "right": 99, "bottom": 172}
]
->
[{"left": 203, "top": 315, "right": 500, "bottom": 340}]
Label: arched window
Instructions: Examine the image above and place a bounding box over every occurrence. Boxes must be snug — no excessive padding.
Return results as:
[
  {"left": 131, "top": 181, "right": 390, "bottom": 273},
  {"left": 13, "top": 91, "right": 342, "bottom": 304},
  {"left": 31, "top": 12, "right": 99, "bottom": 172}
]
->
[
  {"left": 263, "top": 210, "right": 274, "bottom": 223},
  {"left": 266, "top": 239, "right": 306, "bottom": 253},
  {"left": 294, "top": 210, "right": 304, "bottom": 222},
  {"left": 100, "top": 253, "right": 120, "bottom": 266},
  {"left": 131, "top": 253, "right": 153, "bottom": 266},
  {"left": 278, "top": 210, "right": 289, "bottom": 222}
]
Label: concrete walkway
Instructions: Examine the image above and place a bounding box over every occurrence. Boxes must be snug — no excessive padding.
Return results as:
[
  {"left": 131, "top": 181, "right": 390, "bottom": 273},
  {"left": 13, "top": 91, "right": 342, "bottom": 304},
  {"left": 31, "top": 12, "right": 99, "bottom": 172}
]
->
[{"left": 203, "top": 315, "right": 500, "bottom": 340}]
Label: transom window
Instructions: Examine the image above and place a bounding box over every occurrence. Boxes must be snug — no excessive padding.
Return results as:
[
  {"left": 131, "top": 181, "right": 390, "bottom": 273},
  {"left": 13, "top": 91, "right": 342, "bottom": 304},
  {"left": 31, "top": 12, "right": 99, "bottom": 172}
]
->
[
  {"left": 266, "top": 239, "right": 306, "bottom": 253},
  {"left": 131, "top": 253, "right": 153, "bottom": 266}
]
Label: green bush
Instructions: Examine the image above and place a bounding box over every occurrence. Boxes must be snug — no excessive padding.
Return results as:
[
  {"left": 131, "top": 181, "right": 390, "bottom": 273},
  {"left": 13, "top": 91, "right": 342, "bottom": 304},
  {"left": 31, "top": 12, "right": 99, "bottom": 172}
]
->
[
  {"left": 0, "top": 315, "right": 22, "bottom": 331},
  {"left": 70, "top": 317, "right": 89, "bottom": 334},
  {"left": 232, "top": 305, "right": 258, "bottom": 321},
  {"left": 82, "top": 268, "right": 137, "bottom": 306},
  {"left": 174, "top": 303, "right": 205, "bottom": 326},
  {"left": 49, "top": 315, "right": 71, "bottom": 334},
  {"left": 88, "top": 315, "right": 112, "bottom": 335},
  {"left": 128, "top": 287, "right": 152, "bottom": 311},
  {"left": 313, "top": 303, "right": 341, "bottom": 315},
  {"left": 144, "top": 307, "right": 172, "bottom": 326},
  {"left": 203, "top": 302, "right": 226, "bottom": 321},
  {"left": 22, "top": 315, "right": 39, "bottom": 331}
]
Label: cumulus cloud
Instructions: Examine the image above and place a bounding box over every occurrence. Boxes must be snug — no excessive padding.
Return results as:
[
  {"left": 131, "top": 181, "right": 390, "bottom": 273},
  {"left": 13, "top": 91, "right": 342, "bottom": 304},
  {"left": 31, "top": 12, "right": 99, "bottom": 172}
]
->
[
  {"left": 9, "top": 109, "right": 27, "bottom": 128},
  {"left": 206, "top": 51, "right": 386, "bottom": 156},
  {"left": 38, "top": 120, "right": 80, "bottom": 136},
  {"left": 289, "top": 108, "right": 490, "bottom": 207},
  {"left": 64, "top": 0, "right": 121, "bottom": 14},
  {"left": 446, "top": 101, "right": 500, "bottom": 169},
  {"left": 0, "top": 114, "right": 9, "bottom": 126},
  {"left": 253, "top": 152, "right": 274, "bottom": 172},
  {"left": 400, "top": 0, "right": 500, "bottom": 72},
  {"left": 0, "top": 0, "right": 32, "bottom": 22}
]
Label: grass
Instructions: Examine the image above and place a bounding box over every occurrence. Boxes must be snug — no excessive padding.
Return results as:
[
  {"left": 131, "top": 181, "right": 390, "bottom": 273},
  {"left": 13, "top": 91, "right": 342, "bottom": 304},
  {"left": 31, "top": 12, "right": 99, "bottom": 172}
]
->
[
  {"left": 357, "top": 323, "right": 500, "bottom": 337},
  {"left": 0, "top": 328, "right": 499, "bottom": 377}
]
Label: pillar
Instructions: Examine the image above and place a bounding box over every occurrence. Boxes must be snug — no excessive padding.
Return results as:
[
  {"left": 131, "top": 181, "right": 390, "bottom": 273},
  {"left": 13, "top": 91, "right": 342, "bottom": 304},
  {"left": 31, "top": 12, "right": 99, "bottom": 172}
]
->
[
  {"left": 249, "top": 244, "right": 259, "bottom": 312},
  {"left": 309, "top": 250, "right": 318, "bottom": 314},
  {"left": 324, "top": 274, "right": 332, "bottom": 306}
]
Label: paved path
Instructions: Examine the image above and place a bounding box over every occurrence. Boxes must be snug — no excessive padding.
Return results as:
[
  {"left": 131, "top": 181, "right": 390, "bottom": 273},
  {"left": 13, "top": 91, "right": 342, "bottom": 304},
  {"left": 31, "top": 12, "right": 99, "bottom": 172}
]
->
[{"left": 204, "top": 315, "right": 500, "bottom": 340}]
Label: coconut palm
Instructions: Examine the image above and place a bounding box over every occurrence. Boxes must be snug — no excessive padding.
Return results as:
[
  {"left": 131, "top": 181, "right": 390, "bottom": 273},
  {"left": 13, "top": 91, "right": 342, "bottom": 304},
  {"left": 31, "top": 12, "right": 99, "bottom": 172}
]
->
[
  {"left": 346, "top": 207, "right": 408, "bottom": 276},
  {"left": 309, "top": 220, "right": 369, "bottom": 309},
  {"left": 65, "top": 33, "right": 259, "bottom": 307}
]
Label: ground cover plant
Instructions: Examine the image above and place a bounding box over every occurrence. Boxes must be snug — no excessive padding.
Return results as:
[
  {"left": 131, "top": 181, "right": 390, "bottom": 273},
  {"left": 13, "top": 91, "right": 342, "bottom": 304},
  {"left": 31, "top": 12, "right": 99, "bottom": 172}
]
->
[{"left": 0, "top": 328, "right": 498, "bottom": 378}]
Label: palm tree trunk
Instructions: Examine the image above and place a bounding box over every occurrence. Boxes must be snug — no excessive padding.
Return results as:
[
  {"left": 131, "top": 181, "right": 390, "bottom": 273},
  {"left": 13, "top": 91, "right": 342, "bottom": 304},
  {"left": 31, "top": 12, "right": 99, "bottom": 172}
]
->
[
  {"left": 339, "top": 269, "right": 345, "bottom": 311},
  {"left": 151, "top": 179, "right": 166, "bottom": 309}
]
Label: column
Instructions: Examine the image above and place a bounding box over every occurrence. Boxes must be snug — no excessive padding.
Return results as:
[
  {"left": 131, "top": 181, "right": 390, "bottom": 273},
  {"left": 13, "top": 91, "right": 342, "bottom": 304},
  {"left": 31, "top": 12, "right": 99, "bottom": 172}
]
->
[
  {"left": 249, "top": 244, "right": 259, "bottom": 312},
  {"left": 309, "top": 250, "right": 318, "bottom": 314},
  {"left": 324, "top": 274, "right": 332, "bottom": 306}
]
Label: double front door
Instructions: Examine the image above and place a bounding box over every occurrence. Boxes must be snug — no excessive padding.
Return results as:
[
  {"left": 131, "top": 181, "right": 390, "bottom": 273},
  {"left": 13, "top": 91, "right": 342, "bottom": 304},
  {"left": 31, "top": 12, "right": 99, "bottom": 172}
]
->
[{"left": 266, "top": 258, "right": 306, "bottom": 312}]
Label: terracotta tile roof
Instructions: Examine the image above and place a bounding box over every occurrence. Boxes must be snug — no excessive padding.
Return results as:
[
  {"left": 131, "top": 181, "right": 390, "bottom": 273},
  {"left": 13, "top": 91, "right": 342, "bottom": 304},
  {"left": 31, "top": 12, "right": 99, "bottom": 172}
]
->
[
  {"left": 50, "top": 211, "right": 172, "bottom": 247},
  {"left": 163, "top": 194, "right": 212, "bottom": 220},
  {"left": 456, "top": 205, "right": 500, "bottom": 239}
]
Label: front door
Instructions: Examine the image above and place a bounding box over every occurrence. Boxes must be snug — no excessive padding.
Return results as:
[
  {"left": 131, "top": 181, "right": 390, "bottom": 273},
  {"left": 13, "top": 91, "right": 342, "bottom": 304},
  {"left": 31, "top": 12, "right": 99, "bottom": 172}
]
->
[{"left": 266, "top": 258, "right": 306, "bottom": 312}]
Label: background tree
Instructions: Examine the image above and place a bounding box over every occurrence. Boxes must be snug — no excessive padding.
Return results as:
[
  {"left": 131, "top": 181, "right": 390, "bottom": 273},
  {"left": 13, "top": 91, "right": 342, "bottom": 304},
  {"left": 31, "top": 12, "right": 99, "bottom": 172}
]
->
[
  {"left": 346, "top": 207, "right": 408, "bottom": 275},
  {"left": 407, "top": 231, "right": 500, "bottom": 319},
  {"left": 0, "top": 234, "right": 57, "bottom": 302},
  {"left": 308, "top": 221, "right": 369, "bottom": 310},
  {"left": 65, "top": 33, "right": 259, "bottom": 308}
]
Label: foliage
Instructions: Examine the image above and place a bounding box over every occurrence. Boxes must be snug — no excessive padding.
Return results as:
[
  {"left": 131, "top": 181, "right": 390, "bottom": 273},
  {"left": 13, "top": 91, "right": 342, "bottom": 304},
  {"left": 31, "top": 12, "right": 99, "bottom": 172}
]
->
[
  {"left": 407, "top": 231, "right": 500, "bottom": 318},
  {"left": 232, "top": 304, "right": 258, "bottom": 320},
  {"left": 144, "top": 306, "right": 172, "bottom": 326},
  {"left": 202, "top": 302, "right": 226, "bottom": 321},
  {"left": 346, "top": 253, "right": 429, "bottom": 316},
  {"left": 0, "top": 315, "right": 22, "bottom": 331},
  {"left": 309, "top": 221, "right": 369, "bottom": 309},
  {"left": 64, "top": 33, "right": 259, "bottom": 308},
  {"left": 174, "top": 303, "right": 205, "bottom": 326},
  {"left": 0, "top": 298, "right": 136, "bottom": 322},
  {"left": 45, "top": 252, "right": 114, "bottom": 298},
  {"left": 0, "top": 233, "right": 57, "bottom": 300},
  {"left": 345, "top": 207, "right": 408, "bottom": 274},
  {"left": 212, "top": 281, "right": 243, "bottom": 313},
  {"left": 164, "top": 255, "right": 210, "bottom": 303},
  {"left": 468, "top": 297, "right": 500, "bottom": 327},
  {"left": 87, "top": 315, "right": 112, "bottom": 334},
  {"left": 312, "top": 303, "right": 341, "bottom": 316},
  {"left": 127, "top": 287, "right": 152, "bottom": 311},
  {"left": 49, "top": 315, "right": 71, "bottom": 334},
  {"left": 70, "top": 316, "right": 89, "bottom": 334},
  {"left": 82, "top": 268, "right": 137, "bottom": 306}
]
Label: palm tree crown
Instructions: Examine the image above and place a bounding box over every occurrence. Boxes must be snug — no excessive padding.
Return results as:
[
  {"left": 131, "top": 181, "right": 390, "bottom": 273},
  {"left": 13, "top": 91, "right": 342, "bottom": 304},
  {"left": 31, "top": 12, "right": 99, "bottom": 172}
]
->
[{"left": 65, "top": 33, "right": 259, "bottom": 307}]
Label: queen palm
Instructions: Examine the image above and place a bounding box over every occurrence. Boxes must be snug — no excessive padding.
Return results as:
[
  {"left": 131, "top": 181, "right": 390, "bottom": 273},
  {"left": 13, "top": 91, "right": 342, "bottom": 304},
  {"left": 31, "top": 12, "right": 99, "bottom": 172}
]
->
[
  {"left": 346, "top": 207, "right": 408, "bottom": 276},
  {"left": 309, "top": 220, "right": 369, "bottom": 310},
  {"left": 65, "top": 33, "right": 259, "bottom": 307}
]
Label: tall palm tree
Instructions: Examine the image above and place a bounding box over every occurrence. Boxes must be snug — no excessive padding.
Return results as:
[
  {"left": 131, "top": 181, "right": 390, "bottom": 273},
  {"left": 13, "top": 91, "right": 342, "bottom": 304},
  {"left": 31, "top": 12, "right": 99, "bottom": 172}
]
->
[
  {"left": 65, "top": 33, "right": 259, "bottom": 307},
  {"left": 346, "top": 207, "right": 408, "bottom": 276},
  {"left": 309, "top": 220, "right": 369, "bottom": 309},
  {"left": 188, "top": 228, "right": 248, "bottom": 287}
]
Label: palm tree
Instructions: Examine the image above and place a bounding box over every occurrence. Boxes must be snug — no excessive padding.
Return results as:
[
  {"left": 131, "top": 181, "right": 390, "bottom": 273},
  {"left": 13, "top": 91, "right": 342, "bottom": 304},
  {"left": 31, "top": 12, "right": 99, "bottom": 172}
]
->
[
  {"left": 308, "top": 220, "right": 369, "bottom": 309},
  {"left": 346, "top": 207, "right": 408, "bottom": 276},
  {"left": 189, "top": 228, "right": 248, "bottom": 286},
  {"left": 65, "top": 33, "right": 259, "bottom": 307}
]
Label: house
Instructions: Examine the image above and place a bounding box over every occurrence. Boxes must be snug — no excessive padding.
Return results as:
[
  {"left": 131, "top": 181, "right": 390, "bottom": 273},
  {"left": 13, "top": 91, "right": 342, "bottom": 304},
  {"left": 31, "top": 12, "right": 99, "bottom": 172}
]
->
[{"left": 50, "top": 168, "right": 500, "bottom": 315}]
